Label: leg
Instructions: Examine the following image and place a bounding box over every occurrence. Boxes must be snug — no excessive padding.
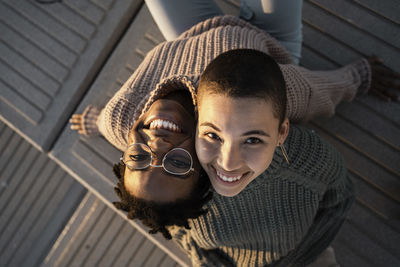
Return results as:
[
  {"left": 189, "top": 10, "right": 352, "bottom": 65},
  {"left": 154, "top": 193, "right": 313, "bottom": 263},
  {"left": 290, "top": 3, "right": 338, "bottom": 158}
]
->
[
  {"left": 240, "top": 0, "right": 303, "bottom": 64},
  {"left": 145, "top": 0, "right": 223, "bottom": 41}
]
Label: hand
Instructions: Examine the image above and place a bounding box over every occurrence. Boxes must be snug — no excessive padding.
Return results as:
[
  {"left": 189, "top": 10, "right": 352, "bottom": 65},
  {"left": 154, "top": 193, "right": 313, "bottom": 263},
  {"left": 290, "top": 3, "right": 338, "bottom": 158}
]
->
[
  {"left": 69, "top": 114, "right": 85, "bottom": 134},
  {"left": 368, "top": 56, "right": 400, "bottom": 102}
]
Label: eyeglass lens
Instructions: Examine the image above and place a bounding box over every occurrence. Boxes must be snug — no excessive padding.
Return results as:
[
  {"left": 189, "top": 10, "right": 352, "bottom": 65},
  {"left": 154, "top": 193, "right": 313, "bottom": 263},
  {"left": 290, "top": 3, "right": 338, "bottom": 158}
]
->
[
  {"left": 163, "top": 149, "right": 192, "bottom": 174},
  {"left": 124, "top": 144, "right": 192, "bottom": 174}
]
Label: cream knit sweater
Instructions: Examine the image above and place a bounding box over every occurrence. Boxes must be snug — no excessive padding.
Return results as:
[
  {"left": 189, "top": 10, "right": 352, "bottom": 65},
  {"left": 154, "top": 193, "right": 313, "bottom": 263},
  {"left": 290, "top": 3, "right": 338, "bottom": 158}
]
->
[{"left": 79, "top": 15, "right": 371, "bottom": 152}]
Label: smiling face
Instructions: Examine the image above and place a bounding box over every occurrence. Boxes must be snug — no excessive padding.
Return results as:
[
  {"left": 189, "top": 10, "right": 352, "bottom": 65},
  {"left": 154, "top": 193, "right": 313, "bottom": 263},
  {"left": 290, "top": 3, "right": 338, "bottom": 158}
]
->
[
  {"left": 196, "top": 94, "right": 289, "bottom": 197},
  {"left": 125, "top": 93, "right": 201, "bottom": 203}
]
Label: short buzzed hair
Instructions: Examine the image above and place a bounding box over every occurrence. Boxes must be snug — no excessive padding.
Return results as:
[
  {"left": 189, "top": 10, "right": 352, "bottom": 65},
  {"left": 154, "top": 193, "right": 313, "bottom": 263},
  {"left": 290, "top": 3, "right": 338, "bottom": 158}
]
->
[{"left": 198, "top": 49, "right": 287, "bottom": 124}]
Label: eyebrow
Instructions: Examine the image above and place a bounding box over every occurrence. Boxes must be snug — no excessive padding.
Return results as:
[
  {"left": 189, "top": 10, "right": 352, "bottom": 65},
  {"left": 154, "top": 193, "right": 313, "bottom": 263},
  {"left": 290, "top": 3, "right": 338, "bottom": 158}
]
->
[{"left": 200, "top": 122, "right": 271, "bottom": 137}]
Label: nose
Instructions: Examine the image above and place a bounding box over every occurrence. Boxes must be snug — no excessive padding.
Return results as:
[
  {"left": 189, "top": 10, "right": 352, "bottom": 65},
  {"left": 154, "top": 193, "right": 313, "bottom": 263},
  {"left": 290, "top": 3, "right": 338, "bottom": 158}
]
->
[
  {"left": 217, "top": 142, "right": 243, "bottom": 172},
  {"left": 147, "top": 138, "right": 173, "bottom": 164}
]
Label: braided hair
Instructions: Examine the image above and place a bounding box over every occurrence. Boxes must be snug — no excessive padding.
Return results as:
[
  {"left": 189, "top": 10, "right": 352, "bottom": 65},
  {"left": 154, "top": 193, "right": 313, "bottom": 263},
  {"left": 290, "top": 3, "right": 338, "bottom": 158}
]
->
[{"left": 112, "top": 162, "right": 213, "bottom": 239}]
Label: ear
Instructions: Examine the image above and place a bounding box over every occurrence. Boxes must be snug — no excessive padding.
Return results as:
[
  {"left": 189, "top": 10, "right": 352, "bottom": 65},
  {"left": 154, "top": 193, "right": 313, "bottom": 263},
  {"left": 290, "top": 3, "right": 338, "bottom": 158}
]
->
[{"left": 278, "top": 118, "right": 290, "bottom": 145}]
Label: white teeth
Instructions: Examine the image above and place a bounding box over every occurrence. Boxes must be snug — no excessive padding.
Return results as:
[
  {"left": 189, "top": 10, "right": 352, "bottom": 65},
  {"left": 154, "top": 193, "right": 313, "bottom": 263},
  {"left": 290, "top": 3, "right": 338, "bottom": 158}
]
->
[
  {"left": 149, "top": 119, "right": 181, "bottom": 132},
  {"left": 216, "top": 170, "right": 242, "bottom": 183}
]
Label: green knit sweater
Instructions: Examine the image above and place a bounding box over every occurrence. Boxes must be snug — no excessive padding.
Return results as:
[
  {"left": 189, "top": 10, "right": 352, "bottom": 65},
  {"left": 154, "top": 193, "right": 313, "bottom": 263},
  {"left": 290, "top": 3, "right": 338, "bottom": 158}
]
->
[{"left": 170, "top": 125, "right": 354, "bottom": 267}]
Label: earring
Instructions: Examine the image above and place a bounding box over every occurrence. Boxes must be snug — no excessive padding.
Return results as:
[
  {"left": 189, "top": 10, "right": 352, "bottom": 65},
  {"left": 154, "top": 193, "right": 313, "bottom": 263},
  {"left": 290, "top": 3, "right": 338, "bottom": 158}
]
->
[{"left": 279, "top": 143, "right": 290, "bottom": 165}]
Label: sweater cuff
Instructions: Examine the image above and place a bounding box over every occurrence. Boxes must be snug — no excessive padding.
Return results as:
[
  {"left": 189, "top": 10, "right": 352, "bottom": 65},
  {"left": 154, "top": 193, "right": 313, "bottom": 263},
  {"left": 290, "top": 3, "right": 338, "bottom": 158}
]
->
[
  {"left": 80, "top": 105, "right": 101, "bottom": 136},
  {"left": 350, "top": 58, "right": 372, "bottom": 95}
]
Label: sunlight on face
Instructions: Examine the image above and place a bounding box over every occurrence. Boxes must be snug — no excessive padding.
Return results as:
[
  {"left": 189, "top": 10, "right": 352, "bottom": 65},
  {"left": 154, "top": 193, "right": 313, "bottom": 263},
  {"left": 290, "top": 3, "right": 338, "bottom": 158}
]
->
[
  {"left": 124, "top": 97, "right": 201, "bottom": 203},
  {"left": 196, "top": 94, "right": 289, "bottom": 197}
]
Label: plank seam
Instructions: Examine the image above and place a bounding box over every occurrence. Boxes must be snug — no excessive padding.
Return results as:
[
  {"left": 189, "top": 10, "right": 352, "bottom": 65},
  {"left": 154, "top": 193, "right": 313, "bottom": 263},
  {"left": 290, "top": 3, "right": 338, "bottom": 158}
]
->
[
  {"left": 0, "top": 19, "right": 71, "bottom": 71},
  {"left": 0, "top": 162, "right": 57, "bottom": 258},
  {"left": 63, "top": 0, "right": 103, "bottom": 27},
  {"left": 2, "top": 1, "right": 81, "bottom": 55},
  {"left": 306, "top": 0, "right": 400, "bottom": 51},
  {"left": 4, "top": 171, "right": 69, "bottom": 266},
  {"left": 30, "top": 0, "right": 91, "bottom": 43},
  {"left": 310, "top": 121, "right": 400, "bottom": 178}
]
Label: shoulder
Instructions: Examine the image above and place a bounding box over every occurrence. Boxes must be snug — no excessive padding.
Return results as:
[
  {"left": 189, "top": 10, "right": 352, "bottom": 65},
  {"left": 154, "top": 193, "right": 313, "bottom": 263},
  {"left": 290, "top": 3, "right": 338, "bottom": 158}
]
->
[{"left": 284, "top": 125, "right": 347, "bottom": 185}]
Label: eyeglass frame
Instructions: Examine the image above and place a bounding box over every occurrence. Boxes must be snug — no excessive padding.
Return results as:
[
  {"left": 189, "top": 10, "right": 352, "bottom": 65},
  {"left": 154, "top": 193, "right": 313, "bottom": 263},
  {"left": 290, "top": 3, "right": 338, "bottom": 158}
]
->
[{"left": 120, "top": 143, "right": 196, "bottom": 176}]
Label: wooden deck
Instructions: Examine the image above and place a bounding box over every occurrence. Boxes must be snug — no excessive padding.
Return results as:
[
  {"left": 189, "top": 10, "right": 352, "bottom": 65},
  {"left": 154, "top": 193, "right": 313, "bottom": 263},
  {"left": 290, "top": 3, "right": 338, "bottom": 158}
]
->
[{"left": 0, "top": 0, "right": 399, "bottom": 266}]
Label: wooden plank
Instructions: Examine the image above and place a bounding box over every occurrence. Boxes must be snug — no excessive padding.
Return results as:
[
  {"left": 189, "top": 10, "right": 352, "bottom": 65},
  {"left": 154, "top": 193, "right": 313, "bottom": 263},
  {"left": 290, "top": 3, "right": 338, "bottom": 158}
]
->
[
  {"left": 144, "top": 248, "right": 168, "bottom": 267},
  {"left": 0, "top": 0, "right": 142, "bottom": 151},
  {"left": 2, "top": 171, "right": 70, "bottom": 266},
  {"left": 20, "top": 182, "right": 85, "bottom": 267},
  {"left": 0, "top": 2, "right": 78, "bottom": 68},
  {"left": 83, "top": 213, "right": 126, "bottom": 266},
  {"left": 57, "top": 203, "right": 107, "bottom": 267},
  {"left": 0, "top": 21, "right": 69, "bottom": 82},
  {"left": 160, "top": 256, "right": 181, "bottom": 267},
  {"left": 0, "top": 149, "right": 47, "bottom": 213},
  {"left": 343, "top": 0, "right": 400, "bottom": 24},
  {"left": 42, "top": 193, "right": 100, "bottom": 267},
  {"left": 95, "top": 222, "right": 136, "bottom": 267},
  {"left": 5, "top": 0, "right": 87, "bottom": 53},
  {"left": 333, "top": 202, "right": 400, "bottom": 266},
  {"left": 112, "top": 231, "right": 146, "bottom": 267},
  {"left": 356, "top": 96, "right": 400, "bottom": 126},
  {"left": 351, "top": 172, "right": 399, "bottom": 221},
  {"left": 313, "top": 114, "right": 400, "bottom": 173},
  {"left": 303, "top": 0, "right": 400, "bottom": 70},
  {"left": 129, "top": 239, "right": 156, "bottom": 267},
  {"left": 0, "top": 138, "right": 31, "bottom": 198},
  {"left": 0, "top": 161, "right": 57, "bottom": 260},
  {"left": 0, "top": 128, "right": 21, "bottom": 171},
  {"left": 65, "top": 0, "right": 106, "bottom": 25},
  {"left": 0, "top": 60, "right": 52, "bottom": 110},
  {"left": 312, "top": 0, "right": 400, "bottom": 49},
  {"left": 310, "top": 123, "right": 400, "bottom": 202},
  {"left": 302, "top": 23, "right": 361, "bottom": 66},
  {"left": 336, "top": 101, "right": 400, "bottom": 148},
  {"left": 31, "top": 0, "right": 97, "bottom": 39},
  {"left": 91, "top": 0, "right": 115, "bottom": 11},
  {"left": 70, "top": 207, "right": 116, "bottom": 266},
  {"left": 0, "top": 124, "right": 85, "bottom": 267}
]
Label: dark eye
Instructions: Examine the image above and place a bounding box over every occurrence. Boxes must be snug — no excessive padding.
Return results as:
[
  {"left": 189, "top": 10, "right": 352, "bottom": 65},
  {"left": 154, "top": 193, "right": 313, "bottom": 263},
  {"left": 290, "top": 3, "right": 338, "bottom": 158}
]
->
[
  {"left": 245, "top": 137, "right": 262, "bottom": 144},
  {"left": 129, "top": 154, "right": 150, "bottom": 162},
  {"left": 169, "top": 158, "right": 191, "bottom": 168},
  {"left": 206, "top": 132, "right": 221, "bottom": 141}
]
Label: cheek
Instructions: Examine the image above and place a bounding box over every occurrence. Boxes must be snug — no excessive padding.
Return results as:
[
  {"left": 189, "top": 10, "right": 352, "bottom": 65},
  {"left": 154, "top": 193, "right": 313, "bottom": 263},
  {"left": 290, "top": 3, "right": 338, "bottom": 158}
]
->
[
  {"left": 244, "top": 147, "right": 276, "bottom": 174},
  {"left": 195, "top": 137, "right": 219, "bottom": 165}
]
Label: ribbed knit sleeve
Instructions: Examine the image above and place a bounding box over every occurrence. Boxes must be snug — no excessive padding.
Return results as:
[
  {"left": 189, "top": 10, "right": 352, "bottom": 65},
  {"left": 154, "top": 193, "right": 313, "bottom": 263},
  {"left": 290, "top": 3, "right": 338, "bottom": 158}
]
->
[
  {"left": 170, "top": 227, "right": 234, "bottom": 267},
  {"left": 275, "top": 149, "right": 355, "bottom": 266},
  {"left": 281, "top": 58, "right": 371, "bottom": 122}
]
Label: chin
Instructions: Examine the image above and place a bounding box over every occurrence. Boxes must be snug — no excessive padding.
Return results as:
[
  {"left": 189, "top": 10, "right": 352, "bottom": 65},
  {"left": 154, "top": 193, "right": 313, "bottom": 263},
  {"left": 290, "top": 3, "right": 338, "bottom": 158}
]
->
[{"left": 210, "top": 179, "right": 243, "bottom": 197}]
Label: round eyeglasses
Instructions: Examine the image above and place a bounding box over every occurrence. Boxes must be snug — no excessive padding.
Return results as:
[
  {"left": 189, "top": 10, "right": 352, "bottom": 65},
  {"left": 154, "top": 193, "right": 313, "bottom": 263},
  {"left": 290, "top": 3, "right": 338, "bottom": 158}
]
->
[{"left": 121, "top": 143, "right": 195, "bottom": 176}]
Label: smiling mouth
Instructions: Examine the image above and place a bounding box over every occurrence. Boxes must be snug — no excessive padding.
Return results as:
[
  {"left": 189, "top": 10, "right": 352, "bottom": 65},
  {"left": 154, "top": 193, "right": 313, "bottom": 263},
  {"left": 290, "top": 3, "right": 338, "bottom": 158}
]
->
[
  {"left": 215, "top": 168, "right": 245, "bottom": 183},
  {"left": 148, "top": 119, "right": 182, "bottom": 133}
]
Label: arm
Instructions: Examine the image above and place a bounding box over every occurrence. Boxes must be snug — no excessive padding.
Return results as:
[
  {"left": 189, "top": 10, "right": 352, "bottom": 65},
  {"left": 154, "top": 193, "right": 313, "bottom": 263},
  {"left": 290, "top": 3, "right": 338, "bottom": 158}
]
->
[
  {"left": 280, "top": 58, "right": 371, "bottom": 122},
  {"left": 169, "top": 226, "right": 234, "bottom": 267},
  {"left": 275, "top": 153, "right": 355, "bottom": 266}
]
